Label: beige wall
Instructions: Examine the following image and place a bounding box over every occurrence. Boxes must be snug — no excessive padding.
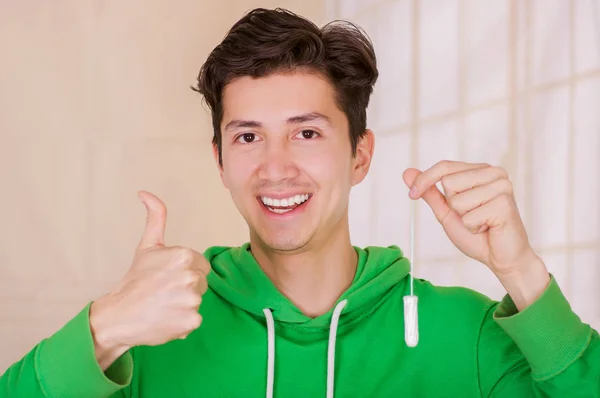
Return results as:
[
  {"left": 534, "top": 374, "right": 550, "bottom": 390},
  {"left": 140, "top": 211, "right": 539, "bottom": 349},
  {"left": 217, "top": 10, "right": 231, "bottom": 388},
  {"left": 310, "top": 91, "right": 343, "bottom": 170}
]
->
[{"left": 0, "top": 1, "right": 325, "bottom": 371}]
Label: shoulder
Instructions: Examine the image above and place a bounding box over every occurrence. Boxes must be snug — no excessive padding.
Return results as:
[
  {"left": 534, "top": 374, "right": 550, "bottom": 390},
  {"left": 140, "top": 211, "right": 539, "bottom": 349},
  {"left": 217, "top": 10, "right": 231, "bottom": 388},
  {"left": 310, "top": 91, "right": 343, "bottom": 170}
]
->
[
  {"left": 412, "top": 277, "right": 499, "bottom": 338},
  {"left": 414, "top": 277, "right": 497, "bottom": 309}
]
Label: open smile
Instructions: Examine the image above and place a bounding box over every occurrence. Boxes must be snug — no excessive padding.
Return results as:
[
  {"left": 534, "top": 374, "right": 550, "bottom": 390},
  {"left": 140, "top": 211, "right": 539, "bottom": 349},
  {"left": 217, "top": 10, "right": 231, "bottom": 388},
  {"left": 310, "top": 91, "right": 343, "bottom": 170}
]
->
[{"left": 257, "top": 194, "right": 313, "bottom": 215}]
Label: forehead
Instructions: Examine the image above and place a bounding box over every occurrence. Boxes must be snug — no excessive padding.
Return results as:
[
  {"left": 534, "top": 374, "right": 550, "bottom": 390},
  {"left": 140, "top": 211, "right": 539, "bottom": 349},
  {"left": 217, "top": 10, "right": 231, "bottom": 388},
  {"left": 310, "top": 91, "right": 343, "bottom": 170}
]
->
[{"left": 221, "top": 72, "right": 340, "bottom": 123}]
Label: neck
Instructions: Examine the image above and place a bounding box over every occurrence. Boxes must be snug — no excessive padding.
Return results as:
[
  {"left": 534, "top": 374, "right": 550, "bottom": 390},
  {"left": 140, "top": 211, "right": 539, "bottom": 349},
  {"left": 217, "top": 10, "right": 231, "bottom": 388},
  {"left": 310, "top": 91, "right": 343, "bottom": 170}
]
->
[{"left": 250, "top": 219, "right": 358, "bottom": 318}]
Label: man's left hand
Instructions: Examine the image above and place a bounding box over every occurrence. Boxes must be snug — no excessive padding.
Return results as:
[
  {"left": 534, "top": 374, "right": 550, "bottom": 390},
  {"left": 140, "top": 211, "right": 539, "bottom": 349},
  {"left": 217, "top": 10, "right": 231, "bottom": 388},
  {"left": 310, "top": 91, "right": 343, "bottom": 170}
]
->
[{"left": 403, "top": 161, "right": 551, "bottom": 310}]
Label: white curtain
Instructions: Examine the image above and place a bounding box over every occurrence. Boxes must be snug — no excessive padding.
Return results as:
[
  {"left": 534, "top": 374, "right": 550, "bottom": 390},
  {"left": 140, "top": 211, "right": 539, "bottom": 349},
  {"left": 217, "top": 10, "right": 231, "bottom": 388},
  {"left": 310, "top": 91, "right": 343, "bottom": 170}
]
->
[{"left": 331, "top": 0, "right": 600, "bottom": 330}]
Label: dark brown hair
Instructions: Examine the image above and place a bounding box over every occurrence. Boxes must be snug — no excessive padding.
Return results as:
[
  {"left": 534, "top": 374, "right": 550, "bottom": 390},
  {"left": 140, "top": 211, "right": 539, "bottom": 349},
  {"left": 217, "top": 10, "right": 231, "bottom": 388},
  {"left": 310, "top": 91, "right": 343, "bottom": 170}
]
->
[{"left": 192, "top": 8, "right": 378, "bottom": 165}]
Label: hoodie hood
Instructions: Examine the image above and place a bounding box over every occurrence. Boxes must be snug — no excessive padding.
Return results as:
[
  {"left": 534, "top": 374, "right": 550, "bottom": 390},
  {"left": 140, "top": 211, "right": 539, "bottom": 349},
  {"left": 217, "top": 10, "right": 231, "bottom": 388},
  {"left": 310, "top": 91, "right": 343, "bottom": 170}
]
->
[{"left": 205, "top": 242, "right": 411, "bottom": 328}]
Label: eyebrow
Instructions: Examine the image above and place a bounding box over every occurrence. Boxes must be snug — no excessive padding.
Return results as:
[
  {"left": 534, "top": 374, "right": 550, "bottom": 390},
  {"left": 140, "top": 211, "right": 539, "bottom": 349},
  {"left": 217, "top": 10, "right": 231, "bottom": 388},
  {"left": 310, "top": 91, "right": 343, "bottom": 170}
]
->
[{"left": 223, "top": 112, "right": 332, "bottom": 133}]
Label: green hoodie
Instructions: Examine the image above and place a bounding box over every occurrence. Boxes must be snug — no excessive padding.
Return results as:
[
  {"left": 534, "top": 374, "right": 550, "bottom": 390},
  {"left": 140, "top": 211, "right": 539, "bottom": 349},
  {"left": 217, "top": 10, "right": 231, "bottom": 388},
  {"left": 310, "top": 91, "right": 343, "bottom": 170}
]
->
[{"left": 2, "top": 244, "right": 599, "bottom": 397}]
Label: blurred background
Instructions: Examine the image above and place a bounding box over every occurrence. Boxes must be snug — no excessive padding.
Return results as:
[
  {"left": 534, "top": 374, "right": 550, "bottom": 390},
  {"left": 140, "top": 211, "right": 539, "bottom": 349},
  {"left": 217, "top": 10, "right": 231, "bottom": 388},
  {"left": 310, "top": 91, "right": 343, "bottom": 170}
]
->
[{"left": 0, "top": 0, "right": 598, "bottom": 371}]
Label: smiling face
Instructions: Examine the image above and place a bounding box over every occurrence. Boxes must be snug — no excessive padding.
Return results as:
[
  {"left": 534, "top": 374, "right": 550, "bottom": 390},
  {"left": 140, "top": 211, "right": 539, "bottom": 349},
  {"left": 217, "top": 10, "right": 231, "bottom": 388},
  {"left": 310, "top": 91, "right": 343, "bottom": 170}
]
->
[{"left": 214, "top": 71, "right": 374, "bottom": 253}]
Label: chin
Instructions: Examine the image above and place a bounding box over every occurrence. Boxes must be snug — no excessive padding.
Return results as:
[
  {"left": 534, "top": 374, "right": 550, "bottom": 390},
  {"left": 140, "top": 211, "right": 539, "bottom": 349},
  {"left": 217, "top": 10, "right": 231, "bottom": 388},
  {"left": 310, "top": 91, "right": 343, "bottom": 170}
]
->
[{"left": 259, "top": 232, "right": 312, "bottom": 253}]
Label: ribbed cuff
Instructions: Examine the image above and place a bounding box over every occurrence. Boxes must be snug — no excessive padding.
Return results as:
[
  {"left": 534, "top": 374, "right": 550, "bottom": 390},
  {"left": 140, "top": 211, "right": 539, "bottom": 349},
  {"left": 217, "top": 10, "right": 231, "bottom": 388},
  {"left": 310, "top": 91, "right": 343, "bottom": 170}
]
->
[
  {"left": 36, "top": 303, "right": 133, "bottom": 397},
  {"left": 493, "top": 275, "right": 592, "bottom": 380}
]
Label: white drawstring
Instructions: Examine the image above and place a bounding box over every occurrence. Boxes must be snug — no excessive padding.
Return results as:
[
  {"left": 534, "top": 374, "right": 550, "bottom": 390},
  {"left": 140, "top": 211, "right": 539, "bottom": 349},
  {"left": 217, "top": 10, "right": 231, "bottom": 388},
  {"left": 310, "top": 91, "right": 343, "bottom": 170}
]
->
[
  {"left": 263, "top": 308, "right": 275, "bottom": 398},
  {"left": 327, "top": 299, "right": 347, "bottom": 398},
  {"left": 262, "top": 299, "right": 348, "bottom": 398}
]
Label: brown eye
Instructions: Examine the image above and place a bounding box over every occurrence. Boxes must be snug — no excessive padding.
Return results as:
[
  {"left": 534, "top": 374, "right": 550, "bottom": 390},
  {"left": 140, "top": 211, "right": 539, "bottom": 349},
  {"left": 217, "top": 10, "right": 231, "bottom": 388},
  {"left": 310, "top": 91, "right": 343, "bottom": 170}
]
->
[
  {"left": 237, "top": 133, "right": 257, "bottom": 143},
  {"left": 296, "top": 130, "right": 319, "bottom": 139}
]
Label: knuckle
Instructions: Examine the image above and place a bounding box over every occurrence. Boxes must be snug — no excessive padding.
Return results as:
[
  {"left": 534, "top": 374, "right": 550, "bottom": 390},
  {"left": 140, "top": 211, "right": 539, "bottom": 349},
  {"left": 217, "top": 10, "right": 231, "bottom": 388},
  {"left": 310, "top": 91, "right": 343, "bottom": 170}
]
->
[
  {"left": 190, "top": 313, "right": 203, "bottom": 329},
  {"left": 178, "top": 313, "right": 202, "bottom": 339},
  {"left": 455, "top": 204, "right": 468, "bottom": 217},
  {"left": 196, "top": 278, "right": 209, "bottom": 295},
  {"left": 447, "top": 196, "right": 459, "bottom": 211},
  {"left": 176, "top": 248, "right": 195, "bottom": 265},
  {"left": 199, "top": 257, "right": 212, "bottom": 274},
  {"left": 501, "top": 179, "right": 513, "bottom": 194},
  {"left": 461, "top": 215, "right": 476, "bottom": 230},
  {"left": 181, "top": 269, "right": 200, "bottom": 286},
  {"left": 440, "top": 175, "right": 454, "bottom": 191},
  {"left": 494, "top": 166, "right": 509, "bottom": 179},
  {"left": 189, "top": 293, "right": 202, "bottom": 308},
  {"left": 437, "top": 160, "right": 451, "bottom": 172}
]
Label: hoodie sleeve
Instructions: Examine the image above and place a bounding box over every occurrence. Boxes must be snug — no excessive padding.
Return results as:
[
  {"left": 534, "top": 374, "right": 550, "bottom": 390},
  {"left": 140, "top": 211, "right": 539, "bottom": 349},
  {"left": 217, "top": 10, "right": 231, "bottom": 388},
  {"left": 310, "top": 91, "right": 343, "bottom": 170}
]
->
[
  {"left": 476, "top": 275, "right": 600, "bottom": 397},
  {"left": 0, "top": 303, "right": 133, "bottom": 398}
]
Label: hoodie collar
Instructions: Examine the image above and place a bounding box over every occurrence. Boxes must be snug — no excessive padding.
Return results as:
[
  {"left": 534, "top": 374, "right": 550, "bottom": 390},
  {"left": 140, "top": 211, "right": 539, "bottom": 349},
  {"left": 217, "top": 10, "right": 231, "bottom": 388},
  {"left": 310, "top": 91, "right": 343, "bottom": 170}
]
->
[{"left": 206, "top": 243, "right": 410, "bottom": 329}]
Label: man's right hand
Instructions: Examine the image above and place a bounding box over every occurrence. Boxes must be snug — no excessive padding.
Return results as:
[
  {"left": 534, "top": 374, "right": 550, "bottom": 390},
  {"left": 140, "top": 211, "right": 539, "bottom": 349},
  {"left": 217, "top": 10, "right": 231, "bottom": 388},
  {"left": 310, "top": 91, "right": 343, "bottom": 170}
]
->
[{"left": 89, "top": 191, "right": 211, "bottom": 371}]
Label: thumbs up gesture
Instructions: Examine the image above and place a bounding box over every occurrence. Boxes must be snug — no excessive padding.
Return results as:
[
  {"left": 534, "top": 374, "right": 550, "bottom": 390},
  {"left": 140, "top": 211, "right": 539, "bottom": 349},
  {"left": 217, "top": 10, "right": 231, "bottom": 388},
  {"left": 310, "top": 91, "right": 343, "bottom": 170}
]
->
[{"left": 90, "top": 191, "right": 211, "bottom": 370}]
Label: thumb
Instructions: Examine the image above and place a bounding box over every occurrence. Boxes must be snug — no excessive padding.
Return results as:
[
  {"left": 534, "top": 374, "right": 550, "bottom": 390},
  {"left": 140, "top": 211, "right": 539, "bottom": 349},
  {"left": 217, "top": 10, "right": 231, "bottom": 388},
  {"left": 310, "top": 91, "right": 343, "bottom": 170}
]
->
[
  {"left": 402, "top": 168, "right": 451, "bottom": 224},
  {"left": 137, "top": 190, "right": 167, "bottom": 250},
  {"left": 402, "top": 167, "right": 420, "bottom": 188}
]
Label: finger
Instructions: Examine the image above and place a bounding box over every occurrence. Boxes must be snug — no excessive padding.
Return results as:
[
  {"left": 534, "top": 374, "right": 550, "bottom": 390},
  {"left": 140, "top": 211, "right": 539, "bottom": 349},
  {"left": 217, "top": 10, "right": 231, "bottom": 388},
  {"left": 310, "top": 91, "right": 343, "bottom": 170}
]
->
[
  {"left": 461, "top": 194, "right": 514, "bottom": 234},
  {"left": 194, "top": 256, "right": 210, "bottom": 295},
  {"left": 448, "top": 178, "right": 514, "bottom": 217},
  {"left": 189, "top": 252, "right": 212, "bottom": 276},
  {"left": 441, "top": 166, "right": 508, "bottom": 201},
  {"left": 178, "top": 266, "right": 208, "bottom": 298},
  {"left": 409, "top": 161, "right": 489, "bottom": 199},
  {"left": 171, "top": 247, "right": 195, "bottom": 267},
  {"left": 176, "top": 313, "right": 203, "bottom": 340},
  {"left": 402, "top": 167, "right": 420, "bottom": 188},
  {"left": 404, "top": 169, "right": 453, "bottom": 224},
  {"left": 421, "top": 184, "right": 453, "bottom": 225},
  {"left": 196, "top": 276, "right": 208, "bottom": 295},
  {"left": 137, "top": 190, "right": 167, "bottom": 250}
]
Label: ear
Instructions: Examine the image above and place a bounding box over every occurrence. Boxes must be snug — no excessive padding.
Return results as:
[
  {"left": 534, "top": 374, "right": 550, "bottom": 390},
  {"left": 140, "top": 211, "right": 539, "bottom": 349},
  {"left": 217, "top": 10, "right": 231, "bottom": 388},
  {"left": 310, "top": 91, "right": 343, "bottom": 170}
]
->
[
  {"left": 351, "top": 129, "right": 375, "bottom": 186},
  {"left": 212, "top": 143, "right": 228, "bottom": 188}
]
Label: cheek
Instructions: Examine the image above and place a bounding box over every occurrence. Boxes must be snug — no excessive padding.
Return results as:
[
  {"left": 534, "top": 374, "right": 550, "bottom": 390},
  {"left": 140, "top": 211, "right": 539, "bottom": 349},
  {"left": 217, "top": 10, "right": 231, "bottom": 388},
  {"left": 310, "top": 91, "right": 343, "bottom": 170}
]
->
[
  {"left": 222, "top": 151, "right": 255, "bottom": 194},
  {"left": 301, "top": 146, "right": 352, "bottom": 188}
]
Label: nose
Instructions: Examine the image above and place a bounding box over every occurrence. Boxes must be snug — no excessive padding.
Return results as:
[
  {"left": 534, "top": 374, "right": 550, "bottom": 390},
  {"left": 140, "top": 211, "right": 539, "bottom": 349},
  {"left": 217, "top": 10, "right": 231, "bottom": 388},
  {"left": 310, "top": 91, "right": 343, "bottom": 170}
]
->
[{"left": 256, "top": 139, "right": 299, "bottom": 183}]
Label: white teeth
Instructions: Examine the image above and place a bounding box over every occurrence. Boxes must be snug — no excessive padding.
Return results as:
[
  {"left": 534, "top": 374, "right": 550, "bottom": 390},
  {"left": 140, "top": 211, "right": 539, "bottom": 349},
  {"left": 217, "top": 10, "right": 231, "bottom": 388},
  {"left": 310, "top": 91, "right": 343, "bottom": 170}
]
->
[
  {"left": 270, "top": 208, "right": 292, "bottom": 214},
  {"left": 260, "top": 194, "right": 310, "bottom": 209}
]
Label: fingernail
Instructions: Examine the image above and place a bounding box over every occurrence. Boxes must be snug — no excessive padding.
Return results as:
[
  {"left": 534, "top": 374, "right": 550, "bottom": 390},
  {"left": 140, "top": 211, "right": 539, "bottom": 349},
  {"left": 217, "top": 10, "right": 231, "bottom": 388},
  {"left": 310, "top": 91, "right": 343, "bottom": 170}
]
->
[{"left": 409, "top": 186, "right": 418, "bottom": 198}]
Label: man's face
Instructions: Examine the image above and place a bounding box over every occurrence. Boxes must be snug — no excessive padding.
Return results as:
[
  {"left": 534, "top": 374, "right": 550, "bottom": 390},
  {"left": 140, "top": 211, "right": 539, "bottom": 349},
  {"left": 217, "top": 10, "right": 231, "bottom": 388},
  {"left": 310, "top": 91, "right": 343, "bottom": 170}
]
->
[{"left": 215, "top": 71, "right": 373, "bottom": 253}]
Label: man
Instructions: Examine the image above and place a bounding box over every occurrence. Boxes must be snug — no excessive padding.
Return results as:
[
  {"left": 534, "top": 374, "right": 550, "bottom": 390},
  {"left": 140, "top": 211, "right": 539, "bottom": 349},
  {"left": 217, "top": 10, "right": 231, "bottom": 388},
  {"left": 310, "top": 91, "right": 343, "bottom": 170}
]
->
[{"left": 2, "top": 7, "right": 598, "bottom": 397}]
